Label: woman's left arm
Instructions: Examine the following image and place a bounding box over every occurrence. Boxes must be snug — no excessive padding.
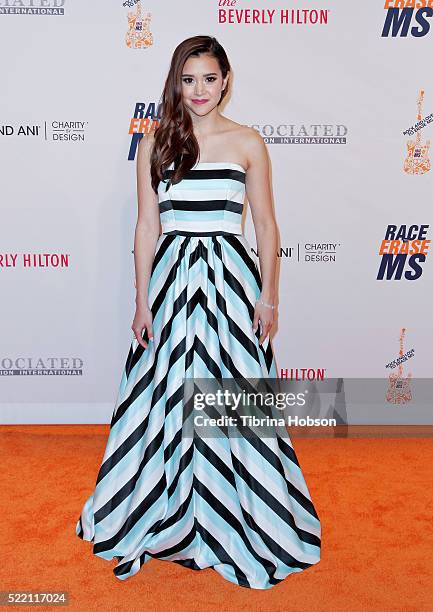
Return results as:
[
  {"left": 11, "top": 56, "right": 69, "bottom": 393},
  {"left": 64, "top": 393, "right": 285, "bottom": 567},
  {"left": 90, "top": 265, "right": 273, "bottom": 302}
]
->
[{"left": 244, "top": 128, "right": 278, "bottom": 344}]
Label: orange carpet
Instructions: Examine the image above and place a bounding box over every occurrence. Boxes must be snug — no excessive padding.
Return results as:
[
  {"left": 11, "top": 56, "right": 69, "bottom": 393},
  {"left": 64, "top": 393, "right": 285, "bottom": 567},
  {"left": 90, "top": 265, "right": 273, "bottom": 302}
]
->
[{"left": 1, "top": 425, "right": 432, "bottom": 611}]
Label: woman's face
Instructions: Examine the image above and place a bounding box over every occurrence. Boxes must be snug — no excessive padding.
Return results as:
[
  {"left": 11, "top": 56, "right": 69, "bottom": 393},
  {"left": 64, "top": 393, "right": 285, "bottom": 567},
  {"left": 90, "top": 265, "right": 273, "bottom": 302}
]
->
[{"left": 181, "top": 53, "right": 229, "bottom": 117}]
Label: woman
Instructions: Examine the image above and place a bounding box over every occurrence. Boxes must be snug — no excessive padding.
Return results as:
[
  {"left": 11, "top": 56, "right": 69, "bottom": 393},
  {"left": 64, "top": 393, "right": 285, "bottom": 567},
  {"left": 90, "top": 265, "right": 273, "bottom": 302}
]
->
[{"left": 76, "top": 35, "right": 321, "bottom": 590}]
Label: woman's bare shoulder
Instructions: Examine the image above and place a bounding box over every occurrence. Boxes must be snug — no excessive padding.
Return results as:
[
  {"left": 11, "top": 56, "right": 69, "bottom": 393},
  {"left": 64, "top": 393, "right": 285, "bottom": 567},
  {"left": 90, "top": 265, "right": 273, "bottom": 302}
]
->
[
  {"left": 221, "top": 116, "right": 254, "bottom": 136},
  {"left": 238, "top": 124, "right": 263, "bottom": 144},
  {"left": 221, "top": 119, "right": 261, "bottom": 146},
  {"left": 226, "top": 123, "right": 266, "bottom": 169}
]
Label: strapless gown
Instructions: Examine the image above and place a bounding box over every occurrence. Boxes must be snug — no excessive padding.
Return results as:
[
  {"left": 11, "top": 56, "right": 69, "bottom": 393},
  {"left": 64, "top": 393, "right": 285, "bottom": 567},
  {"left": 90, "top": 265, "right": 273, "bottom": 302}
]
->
[{"left": 75, "top": 161, "right": 321, "bottom": 589}]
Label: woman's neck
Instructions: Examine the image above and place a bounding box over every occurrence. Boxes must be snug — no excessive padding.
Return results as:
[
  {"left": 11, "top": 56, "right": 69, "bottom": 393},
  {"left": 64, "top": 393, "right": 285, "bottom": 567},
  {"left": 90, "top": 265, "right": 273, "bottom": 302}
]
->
[{"left": 190, "top": 109, "right": 223, "bottom": 136}]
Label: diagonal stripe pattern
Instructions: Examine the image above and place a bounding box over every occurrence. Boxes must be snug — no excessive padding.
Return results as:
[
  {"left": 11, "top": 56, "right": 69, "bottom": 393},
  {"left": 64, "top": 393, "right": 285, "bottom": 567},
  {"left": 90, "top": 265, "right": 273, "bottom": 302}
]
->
[{"left": 75, "top": 164, "right": 321, "bottom": 589}]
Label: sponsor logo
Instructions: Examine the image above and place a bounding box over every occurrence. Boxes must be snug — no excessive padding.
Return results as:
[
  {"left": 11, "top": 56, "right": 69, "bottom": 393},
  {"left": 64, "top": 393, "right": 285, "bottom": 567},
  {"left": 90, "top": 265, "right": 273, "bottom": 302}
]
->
[
  {"left": 0, "top": 0, "right": 66, "bottom": 16},
  {"left": 0, "top": 253, "right": 70, "bottom": 268},
  {"left": 251, "top": 243, "right": 342, "bottom": 263},
  {"left": 403, "top": 89, "right": 431, "bottom": 174},
  {"left": 128, "top": 102, "right": 161, "bottom": 160},
  {"left": 0, "top": 357, "right": 83, "bottom": 376},
  {"left": 280, "top": 368, "right": 326, "bottom": 381},
  {"left": 381, "top": 1, "right": 433, "bottom": 37},
  {"left": 0, "top": 121, "right": 88, "bottom": 142},
  {"left": 377, "top": 224, "right": 430, "bottom": 280},
  {"left": 217, "top": 2, "right": 330, "bottom": 26},
  {"left": 251, "top": 123, "right": 347, "bottom": 145},
  {"left": 124, "top": 0, "right": 153, "bottom": 49},
  {"left": 386, "top": 328, "right": 413, "bottom": 403}
]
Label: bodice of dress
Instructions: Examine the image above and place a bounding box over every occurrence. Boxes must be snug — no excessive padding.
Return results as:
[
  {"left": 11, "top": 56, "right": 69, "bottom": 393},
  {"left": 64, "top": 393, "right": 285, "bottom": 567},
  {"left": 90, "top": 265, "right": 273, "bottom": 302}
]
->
[{"left": 157, "top": 161, "right": 246, "bottom": 235}]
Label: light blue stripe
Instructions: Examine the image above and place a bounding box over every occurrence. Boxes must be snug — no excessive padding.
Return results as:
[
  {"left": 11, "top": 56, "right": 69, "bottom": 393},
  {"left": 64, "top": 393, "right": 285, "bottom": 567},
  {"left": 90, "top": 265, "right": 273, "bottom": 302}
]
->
[{"left": 166, "top": 210, "right": 226, "bottom": 222}]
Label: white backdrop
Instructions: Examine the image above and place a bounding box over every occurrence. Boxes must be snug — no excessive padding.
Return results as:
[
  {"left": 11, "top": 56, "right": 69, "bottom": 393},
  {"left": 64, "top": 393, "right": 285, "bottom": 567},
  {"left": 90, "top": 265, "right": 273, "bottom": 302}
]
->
[{"left": 1, "top": 0, "right": 432, "bottom": 423}]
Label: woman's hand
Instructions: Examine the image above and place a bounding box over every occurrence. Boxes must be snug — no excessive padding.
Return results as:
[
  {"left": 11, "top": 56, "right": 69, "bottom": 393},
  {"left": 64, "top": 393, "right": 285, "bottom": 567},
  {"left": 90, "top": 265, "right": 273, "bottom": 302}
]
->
[
  {"left": 131, "top": 303, "right": 153, "bottom": 349},
  {"left": 252, "top": 299, "right": 275, "bottom": 345}
]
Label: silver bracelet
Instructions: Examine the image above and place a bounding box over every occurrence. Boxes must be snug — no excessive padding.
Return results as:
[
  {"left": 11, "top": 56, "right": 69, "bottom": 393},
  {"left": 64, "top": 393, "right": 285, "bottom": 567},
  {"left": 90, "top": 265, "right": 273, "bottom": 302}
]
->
[{"left": 256, "top": 298, "right": 275, "bottom": 310}]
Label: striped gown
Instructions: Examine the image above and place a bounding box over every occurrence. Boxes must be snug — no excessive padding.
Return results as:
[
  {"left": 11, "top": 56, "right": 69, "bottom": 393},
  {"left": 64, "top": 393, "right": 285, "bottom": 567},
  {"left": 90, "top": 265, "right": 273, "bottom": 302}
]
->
[{"left": 75, "top": 161, "right": 321, "bottom": 589}]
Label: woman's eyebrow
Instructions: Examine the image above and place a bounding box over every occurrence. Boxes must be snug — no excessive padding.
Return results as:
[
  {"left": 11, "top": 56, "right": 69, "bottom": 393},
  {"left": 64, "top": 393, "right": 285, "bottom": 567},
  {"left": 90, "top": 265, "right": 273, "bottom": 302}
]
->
[{"left": 181, "top": 72, "right": 218, "bottom": 77}]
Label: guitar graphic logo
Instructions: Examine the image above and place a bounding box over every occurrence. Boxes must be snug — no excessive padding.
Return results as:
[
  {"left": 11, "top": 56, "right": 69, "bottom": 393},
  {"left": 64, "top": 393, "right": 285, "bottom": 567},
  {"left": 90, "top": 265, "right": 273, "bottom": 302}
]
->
[
  {"left": 403, "top": 90, "right": 431, "bottom": 175},
  {"left": 386, "top": 328, "right": 413, "bottom": 404},
  {"left": 126, "top": 1, "right": 153, "bottom": 49}
]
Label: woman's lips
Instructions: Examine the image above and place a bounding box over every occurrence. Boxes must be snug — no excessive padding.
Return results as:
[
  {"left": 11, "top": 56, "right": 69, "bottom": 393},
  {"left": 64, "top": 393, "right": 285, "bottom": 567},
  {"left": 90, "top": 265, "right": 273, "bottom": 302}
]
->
[{"left": 192, "top": 99, "right": 209, "bottom": 104}]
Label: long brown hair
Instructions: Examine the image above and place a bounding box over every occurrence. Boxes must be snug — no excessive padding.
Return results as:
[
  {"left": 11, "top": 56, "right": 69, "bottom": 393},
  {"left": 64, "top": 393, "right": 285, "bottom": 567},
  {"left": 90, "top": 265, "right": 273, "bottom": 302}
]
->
[{"left": 150, "top": 35, "right": 231, "bottom": 193}]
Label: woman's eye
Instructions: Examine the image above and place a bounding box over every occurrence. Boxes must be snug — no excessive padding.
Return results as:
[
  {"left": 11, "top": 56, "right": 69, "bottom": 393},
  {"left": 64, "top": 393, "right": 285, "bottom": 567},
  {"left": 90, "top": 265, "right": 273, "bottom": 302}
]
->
[{"left": 182, "top": 77, "right": 217, "bottom": 84}]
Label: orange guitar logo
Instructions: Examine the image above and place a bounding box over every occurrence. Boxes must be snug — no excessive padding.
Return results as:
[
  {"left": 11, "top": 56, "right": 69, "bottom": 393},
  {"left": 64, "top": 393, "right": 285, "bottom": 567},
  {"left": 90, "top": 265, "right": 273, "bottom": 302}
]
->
[
  {"left": 386, "top": 328, "right": 413, "bottom": 404},
  {"left": 403, "top": 90, "right": 431, "bottom": 175},
  {"left": 125, "top": 1, "right": 153, "bottom": 49}
]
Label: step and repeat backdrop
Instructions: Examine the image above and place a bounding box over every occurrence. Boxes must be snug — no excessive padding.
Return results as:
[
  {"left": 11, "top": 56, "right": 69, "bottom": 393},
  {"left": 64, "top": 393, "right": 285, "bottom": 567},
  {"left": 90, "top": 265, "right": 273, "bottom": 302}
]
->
[{"left": 1, "top": 0, "right": 432, "bottom": 424}]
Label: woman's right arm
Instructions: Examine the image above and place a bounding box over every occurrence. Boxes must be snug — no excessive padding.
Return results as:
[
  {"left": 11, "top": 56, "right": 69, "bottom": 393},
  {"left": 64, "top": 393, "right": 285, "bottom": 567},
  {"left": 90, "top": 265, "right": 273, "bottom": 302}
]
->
[{"left": 131, "top": 132, "right": 161, "bottom": 349}]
